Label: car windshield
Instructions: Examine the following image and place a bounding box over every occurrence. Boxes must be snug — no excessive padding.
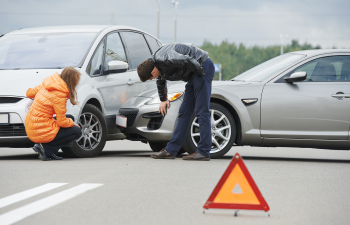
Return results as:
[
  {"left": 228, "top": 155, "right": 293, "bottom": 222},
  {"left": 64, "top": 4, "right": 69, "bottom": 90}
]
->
[
  {"left": 0, "top": 32, "right": 97, "bottom": 69},
  {"left": 232, "top": 53, "right": 305, "bottom": 82}
]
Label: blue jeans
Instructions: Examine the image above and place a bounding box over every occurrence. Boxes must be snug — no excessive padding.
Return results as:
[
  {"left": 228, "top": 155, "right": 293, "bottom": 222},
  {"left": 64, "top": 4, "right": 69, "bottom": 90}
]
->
[{"left": 165, "top": 58, "right": 215, "bottom": 157}]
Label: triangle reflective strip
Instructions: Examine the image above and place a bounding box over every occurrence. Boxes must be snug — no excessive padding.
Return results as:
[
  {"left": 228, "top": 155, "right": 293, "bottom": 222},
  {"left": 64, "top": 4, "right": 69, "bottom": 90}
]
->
[{"left": 213, "top": 164, "right": 260, "bottom": 205}]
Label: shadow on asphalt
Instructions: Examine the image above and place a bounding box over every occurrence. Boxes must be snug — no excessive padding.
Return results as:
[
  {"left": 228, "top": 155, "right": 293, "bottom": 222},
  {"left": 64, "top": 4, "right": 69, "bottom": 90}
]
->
[
  {"left": 0, "top": 150, "right": 152, "bottom": 160},
  {"left": 218, "top": 155, "right": 350, "bottom": 163},
  {"left": 0, "top": 153, "right": 39, "bottom": 160},
  {"left": 98, "top": 150, "right": 188, "bottom": 158},
  {"left": 1, "top": 150, "right": 349, "bottom": 163},
  {"left": 98, "top": 150, "right": 151, "bottom": 158}
]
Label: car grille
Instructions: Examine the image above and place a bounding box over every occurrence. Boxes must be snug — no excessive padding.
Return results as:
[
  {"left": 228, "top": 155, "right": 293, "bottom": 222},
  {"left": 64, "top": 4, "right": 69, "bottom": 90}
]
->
[
  {"left": 125, "top": 114, "right": 137, "bottom": 127},
  {"left": 119, "top": 108, "right": 139, "bottom": 128},
  {"left": 0, "top": 97, "right": 23, "bottom": 104},
  {"left": 147, "top": 117, "right": 163, "bottom": 130},
  {"left": 0, "top": 124, "right": 27, "bottom": 137},
  {"left": 142, "top": 113, "right": 164, "bottom": 130}
]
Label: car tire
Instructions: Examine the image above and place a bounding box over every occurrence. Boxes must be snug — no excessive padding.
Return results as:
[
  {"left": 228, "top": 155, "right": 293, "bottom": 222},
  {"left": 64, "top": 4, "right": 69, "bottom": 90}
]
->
[
  {"left": 149, "top": 141, "right": 186, "bottom": 155},
  {"left": 182, "top": 102, "right": 236, "bottom": 159},
  {"left": 62, "top": 104, "right": 107, "bottom": 157}
]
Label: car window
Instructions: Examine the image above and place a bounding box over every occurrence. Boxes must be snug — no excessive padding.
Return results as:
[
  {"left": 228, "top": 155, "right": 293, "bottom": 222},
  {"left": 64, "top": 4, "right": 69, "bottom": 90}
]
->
[
  {"left": 0, "top": 33, "right": 97, "bottom": 69},
  {"left": 144, "top": 34, "right": 160, "bottom": 54},
  {"left": 295, "top": 56, "right": 350, "bottom": 82},
  {"left": 104, "top": 32, "right": 127, "bottom": 70},
  {"left": 295, "top": 61, "right": 318, "bottom": 80},
  {"left": 86, "top": 40, "right": 105, "bottom": 76},
  {"left": 233, "top": 54, "right": 305, "bottom": 82},
  {"left": 121, "top": 32, "right": 152, "bottom": 69}
]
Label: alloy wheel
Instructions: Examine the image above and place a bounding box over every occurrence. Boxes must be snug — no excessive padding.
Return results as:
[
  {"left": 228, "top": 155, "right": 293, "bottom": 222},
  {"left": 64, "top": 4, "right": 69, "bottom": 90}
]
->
[
  {"left": 190, "top": 109, "right": 231, "bottom": 153},
  {"left": 76, "top": 112, "right": 102, "bottom": 151}
]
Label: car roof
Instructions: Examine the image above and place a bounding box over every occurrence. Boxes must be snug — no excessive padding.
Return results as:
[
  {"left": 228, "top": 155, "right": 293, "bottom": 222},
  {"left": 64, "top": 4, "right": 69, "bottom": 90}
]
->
[
  {"left": 5, "top": 25, "right": 145, "bottom": 35},
  {"left": 289, "top": 49, "right": 350, "bottom": 57}
]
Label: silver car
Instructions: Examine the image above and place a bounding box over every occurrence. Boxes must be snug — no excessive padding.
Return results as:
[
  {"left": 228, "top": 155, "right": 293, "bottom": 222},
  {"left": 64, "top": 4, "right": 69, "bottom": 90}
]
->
[
  {"left": 0, "top": 25, "right": 166, "bottom": 157},
  {"left": 119, "top": 49, "right": 350, "bottom": 158}
]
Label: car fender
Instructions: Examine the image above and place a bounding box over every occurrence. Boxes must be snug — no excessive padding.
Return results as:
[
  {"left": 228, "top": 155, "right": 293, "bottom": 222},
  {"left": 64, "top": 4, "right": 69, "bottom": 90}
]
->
[
  {"left": 66, "top": 83, "right": 105, "bottom": 120},
  {"left": 211, "top": 84, "right": 263, "bottom": 145}
]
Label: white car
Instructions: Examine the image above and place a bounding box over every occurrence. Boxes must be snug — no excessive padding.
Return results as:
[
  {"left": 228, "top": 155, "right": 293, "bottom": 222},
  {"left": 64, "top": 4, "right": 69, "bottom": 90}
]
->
[{"left": 0, "top": 25, "right": 164, "bottom": 157}]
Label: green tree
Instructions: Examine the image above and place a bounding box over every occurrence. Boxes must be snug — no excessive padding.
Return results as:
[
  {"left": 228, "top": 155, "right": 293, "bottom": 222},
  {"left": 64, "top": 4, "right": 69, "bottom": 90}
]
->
[{"left": 199, "top": 40, "right": 321, "bottom": 80}]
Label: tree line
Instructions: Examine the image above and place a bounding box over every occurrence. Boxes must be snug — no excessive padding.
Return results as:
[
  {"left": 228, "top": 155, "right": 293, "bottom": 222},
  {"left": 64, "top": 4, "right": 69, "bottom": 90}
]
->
[{"left": 199, "top": 40, "right": 321, "bottom": 80}]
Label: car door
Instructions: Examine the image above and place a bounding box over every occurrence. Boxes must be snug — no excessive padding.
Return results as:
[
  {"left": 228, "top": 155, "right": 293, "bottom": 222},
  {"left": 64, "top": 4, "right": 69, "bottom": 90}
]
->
[
  {"left": 120, "top": 31, "right": 156, "bottom": 95},
  {"left": 86, "top": 32, "right": 132, "bottom": 115},
  {"left": 261, "top": 55, "right": 350, "bottom": 140}
]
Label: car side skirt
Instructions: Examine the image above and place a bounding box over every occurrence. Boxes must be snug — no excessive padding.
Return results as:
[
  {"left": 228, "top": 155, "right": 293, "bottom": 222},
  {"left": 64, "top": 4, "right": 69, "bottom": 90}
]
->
[{"left": 262, "top": 138, "right": 350, "bottom": 150}]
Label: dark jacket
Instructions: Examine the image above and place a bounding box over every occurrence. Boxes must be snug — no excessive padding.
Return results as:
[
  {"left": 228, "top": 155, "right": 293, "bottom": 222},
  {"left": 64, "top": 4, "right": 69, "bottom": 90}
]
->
[{"left": 150, "top": 43, "right": 209, "bottom": 101}]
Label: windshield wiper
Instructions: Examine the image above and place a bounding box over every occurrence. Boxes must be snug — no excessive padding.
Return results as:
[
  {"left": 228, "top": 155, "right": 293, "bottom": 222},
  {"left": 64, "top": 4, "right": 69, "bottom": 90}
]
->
[{"left": 231, "top": 79, "right": 245, "bottom": 82}]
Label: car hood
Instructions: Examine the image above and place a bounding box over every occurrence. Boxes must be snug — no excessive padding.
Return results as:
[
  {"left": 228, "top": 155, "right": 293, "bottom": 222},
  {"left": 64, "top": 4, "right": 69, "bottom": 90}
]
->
[
  {"left": 137, "top": 80, "right": 251, "bottom": 98},
  {"left": 0, "top": 69, "right": 68, "bottom": 97}
]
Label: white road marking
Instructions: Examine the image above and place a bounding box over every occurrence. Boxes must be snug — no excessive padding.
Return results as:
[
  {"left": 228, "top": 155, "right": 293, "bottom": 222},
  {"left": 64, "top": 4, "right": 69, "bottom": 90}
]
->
[
  {"left": 0, "top": 183, "right": 103, "bottom": 225},
  {"left": 0, "top": 183, "right": 67, "bottom": 209}
]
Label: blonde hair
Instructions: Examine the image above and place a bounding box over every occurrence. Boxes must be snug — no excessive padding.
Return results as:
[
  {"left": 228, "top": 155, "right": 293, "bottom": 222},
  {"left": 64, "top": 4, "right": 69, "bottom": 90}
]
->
[{"left": 60, "top": 67, "right": 81, "bottom": 105}]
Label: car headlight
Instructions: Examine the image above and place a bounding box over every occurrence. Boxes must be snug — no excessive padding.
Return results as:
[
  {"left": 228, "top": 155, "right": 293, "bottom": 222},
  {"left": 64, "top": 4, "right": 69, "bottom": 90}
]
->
[{"left": 146, "top": 92, "right": 183, "bottom": 105}]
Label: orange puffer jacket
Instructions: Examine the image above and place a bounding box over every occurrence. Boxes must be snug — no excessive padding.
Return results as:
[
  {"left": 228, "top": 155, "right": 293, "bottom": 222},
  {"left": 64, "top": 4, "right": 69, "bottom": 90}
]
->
[{"left": 25, "top": 73, "right": 74, "bottom": 143}]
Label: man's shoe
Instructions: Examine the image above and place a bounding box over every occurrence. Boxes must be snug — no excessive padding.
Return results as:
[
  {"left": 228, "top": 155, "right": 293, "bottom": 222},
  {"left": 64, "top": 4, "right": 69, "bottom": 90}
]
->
[
  {"left": 151, "top": 148, "right": 175, "bottom": 159},
  {"left": 50, "top": 153, "right": 63, "bottom": 160},
  {"left": 182, "top": 152, "right": 210, "bottom": 161},
  {"left": 33, "top": 144, "right": 50, "bottom": 161}
]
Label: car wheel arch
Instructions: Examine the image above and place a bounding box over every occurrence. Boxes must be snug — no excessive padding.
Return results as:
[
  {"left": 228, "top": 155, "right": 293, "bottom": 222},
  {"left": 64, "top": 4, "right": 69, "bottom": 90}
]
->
[
  {"left": 210, "top": 97, "right": 242, "bottom": 145},
  {"left": 86, "top": 98, "right": 103, "bottom": 113},
  {"left": 77, "top": 93, "right": 105, "bottom": 116}
]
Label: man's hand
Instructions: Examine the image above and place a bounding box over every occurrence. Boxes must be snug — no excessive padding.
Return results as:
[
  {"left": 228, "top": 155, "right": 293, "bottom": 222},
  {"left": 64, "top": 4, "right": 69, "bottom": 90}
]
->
[
  {"left": 159, "top": 100, "right": 170, "bottom": 116},
  {"left": 74, "top": 123, "right": 81, "bottom": 128}
]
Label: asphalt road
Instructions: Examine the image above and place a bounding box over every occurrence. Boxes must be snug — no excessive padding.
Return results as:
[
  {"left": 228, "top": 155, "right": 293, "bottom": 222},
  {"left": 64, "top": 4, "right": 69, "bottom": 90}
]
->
[{"left": 0, "top": 141, "right": 350, "bottom": 225}]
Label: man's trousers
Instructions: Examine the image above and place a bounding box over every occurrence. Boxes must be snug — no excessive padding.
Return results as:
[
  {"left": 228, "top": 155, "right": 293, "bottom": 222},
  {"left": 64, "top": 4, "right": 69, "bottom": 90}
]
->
[{"left": 165, "top": 58, "right": 215, "bottom": 157}]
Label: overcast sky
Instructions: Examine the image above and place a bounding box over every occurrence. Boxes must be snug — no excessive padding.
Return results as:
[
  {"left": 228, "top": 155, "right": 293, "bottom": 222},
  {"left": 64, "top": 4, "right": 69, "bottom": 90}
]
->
[{"left": 1, "top": 0, "right": 349, "bottom": 48}]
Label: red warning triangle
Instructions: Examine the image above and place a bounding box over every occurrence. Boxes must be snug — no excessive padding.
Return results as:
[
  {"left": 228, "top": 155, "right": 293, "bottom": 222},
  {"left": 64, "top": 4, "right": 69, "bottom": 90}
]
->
[{"left": 203, "top": 153, "right": 269, "bottom": 211}]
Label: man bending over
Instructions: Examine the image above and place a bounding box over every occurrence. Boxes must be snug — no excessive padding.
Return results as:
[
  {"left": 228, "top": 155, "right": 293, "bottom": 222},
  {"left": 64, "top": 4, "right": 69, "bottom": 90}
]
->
[{"left": 137, "top": 43, "right": 215, "bottom": 161}]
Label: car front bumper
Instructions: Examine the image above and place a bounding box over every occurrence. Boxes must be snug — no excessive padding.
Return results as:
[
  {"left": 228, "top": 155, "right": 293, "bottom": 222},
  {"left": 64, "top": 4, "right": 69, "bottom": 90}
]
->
[
  {"left": 0, "top": 97, "right": 33, "bottom": 147},
  {"left": 0, "top": 97, "right": 79, "bottom": 148},
  {"left": 119, "top": 96, "right": 183, "bottom": 142},
  {"left": 0, "top": 137, "right": 33, "bottom": 147}
]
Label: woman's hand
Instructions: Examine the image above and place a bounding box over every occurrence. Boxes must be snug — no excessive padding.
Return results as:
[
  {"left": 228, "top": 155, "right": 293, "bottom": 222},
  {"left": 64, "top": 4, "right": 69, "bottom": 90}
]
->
[
  {"left": 74, "top": 123, "right": 81, "bottom": 128},
  {"left": 159, "top": 100, "right": 170, "bottom": 116}
]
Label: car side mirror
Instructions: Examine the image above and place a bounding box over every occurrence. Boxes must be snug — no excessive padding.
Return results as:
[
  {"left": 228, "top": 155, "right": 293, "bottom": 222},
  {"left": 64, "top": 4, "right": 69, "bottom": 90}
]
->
[
  {"left": 107, "top": 61, "right": 128, "bottom": 74},
  {"left": 284, "top": 71, "right": 307, "bottom": 83}
]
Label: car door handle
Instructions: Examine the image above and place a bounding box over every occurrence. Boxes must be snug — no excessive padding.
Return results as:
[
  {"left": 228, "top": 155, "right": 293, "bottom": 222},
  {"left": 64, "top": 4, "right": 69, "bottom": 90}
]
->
[
  {"left": 331, "top": 93, "right": 350, "bottom": 99},
  {"left": 127, "top": 81, "right": 135, "bottom": 85}
]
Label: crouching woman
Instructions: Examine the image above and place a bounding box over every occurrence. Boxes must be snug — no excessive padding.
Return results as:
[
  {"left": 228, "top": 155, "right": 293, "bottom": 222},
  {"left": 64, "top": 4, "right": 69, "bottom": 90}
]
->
[{"left": 25, "top": 67, "right": 82, "bottom": 161}]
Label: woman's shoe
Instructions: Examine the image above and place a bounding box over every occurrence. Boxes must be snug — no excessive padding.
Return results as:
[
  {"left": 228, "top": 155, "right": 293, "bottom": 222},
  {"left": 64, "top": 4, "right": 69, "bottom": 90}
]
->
[
  {"left": 33, "top": 144, "right": 50, "bottom": 161},
  {"left": 32, "top": 144, "right": 38, "bottom": 153},
  {"left": 50, "top": 153, "right": 63, "bottom": 160},
  {"left": 32, "top": 144, "right": 41, "bottom": 159}
]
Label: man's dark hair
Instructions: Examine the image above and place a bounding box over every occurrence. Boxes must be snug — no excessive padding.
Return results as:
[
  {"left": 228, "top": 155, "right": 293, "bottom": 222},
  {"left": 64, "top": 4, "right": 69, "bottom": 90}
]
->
[{"left": 137, "top": 59, "right": 154, "bottom": 82}]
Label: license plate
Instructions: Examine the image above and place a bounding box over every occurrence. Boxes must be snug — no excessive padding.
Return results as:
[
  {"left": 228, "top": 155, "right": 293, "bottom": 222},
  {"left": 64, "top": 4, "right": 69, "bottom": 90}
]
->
[
  {"left": 116, "top": 115, "right": 127, "bottom": 128},
  {"left": 0, "top": 113, "right": 9, "bottom": 125}
]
